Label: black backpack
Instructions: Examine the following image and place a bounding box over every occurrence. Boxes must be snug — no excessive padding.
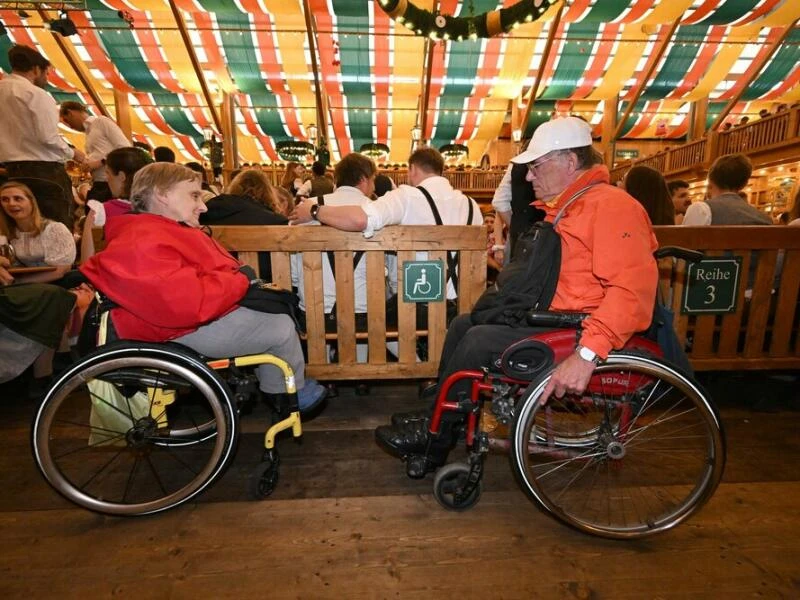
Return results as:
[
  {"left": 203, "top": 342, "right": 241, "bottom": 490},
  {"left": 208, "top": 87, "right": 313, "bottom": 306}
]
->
[{"left": 470, "top": 184, "right": 595, "bottom": 327}]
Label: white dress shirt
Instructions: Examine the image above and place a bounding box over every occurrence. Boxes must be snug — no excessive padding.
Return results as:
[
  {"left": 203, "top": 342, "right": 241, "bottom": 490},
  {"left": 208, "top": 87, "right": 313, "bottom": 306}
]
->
[
  {"left": 291, "top": 186, "right": 373, "bottom": 313},
  {"left": 681, "top": 201, "right": 712, "bottom": 226},
  {"left": 84, "top": 115, "right": 131, "bottom": 181},
  {"left": 362, "top": 175, "right": 482, "bottom": 299},
  {"left": 0, "top": 74, "right": 74, "bottom": 163},
  {"left": 490, "top": 164, "right": 513, "bottom": 213}
]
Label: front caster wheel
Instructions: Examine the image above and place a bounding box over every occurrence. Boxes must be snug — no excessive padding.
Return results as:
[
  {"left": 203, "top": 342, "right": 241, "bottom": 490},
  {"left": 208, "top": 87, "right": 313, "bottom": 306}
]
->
[
  {"left": 433, "top": 462, "right": 482, "bottom": 511},
  {"left": 250, "top": 451, "right": 280, "bottom": 499}
]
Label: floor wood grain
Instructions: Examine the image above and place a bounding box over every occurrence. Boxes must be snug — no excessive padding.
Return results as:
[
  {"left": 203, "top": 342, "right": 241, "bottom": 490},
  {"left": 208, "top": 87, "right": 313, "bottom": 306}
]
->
[{"left": 1, "top": 377, "right": 798, "bottom": 599}]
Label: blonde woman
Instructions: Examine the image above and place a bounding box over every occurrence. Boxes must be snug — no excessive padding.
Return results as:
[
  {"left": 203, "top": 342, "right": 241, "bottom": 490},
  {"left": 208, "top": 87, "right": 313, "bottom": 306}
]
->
[{"left": 0, "top": 181, "right": 75, "bottom": 284}]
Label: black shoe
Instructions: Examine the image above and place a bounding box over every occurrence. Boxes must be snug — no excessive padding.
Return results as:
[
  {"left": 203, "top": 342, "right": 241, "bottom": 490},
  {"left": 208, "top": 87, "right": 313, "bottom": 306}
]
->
[
  {"left": 390, "top": 409, "right": 430, "bottom": 428},
  {"left": 355, "top": 383, "right": 370, "bottom": 396},
  {"left": 375, "top": 421, "right": 431, "bottom": 458},
  {"left": 325, "top": 383, "right": 339, "bottom": 398}
]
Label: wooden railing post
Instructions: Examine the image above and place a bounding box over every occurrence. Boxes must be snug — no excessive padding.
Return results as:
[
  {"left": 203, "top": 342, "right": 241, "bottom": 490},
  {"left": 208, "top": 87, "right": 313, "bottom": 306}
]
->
[
  {"left": 705, "top": 130, "right": 719, "bottom": 166},
  {"left": 786, "top": 107, "right": 800, "bottom": 141}
]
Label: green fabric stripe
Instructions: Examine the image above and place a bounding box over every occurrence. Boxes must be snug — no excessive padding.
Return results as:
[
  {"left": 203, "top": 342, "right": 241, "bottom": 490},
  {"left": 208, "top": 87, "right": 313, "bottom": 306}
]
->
[
  {"left": 150, "top": 93, "right": 203, "bottom": 143},
  {"left": 616, "top": 99, "right": 648, "bottom": 138},
  {"left": 741, "top": 29, "right": 800, "bottom": 101},
  {"left": 642, "top": 26, "right": 707, "bottom": 100},
  {"left": 431, "top": 0, "right": 499, "bottom": 146},
  {"left": 87, "top": 0, "right": 164, "bottom": 94},
  {"left": 196, "top": 1, "right": 292, "bottom": 140},
  {"left": 331, "top": 0, "right": 373, "bottom": 149},
  {"left": 248, "top": 93, "right": 292, "bottom": 141},
  {"left": 432, "top": 39, "right": 483, "bottom": 146},
  {"left": 696, "top": 0, "right": 761, "bottom": 25},
  {"left": 584, "top": 0, "right": 630, "bottom": 22},
  {"left": 522, "top": 101, "right": 557, "bottom": 138},
  {"left": 540, "top": 23, "right": 601, "bottom": 100},
  {"left": 0, "top": 36, "right": 13, "bottom": 72},
  {"left": 707, "top": 101, "right": 727, "bottom": 129}
]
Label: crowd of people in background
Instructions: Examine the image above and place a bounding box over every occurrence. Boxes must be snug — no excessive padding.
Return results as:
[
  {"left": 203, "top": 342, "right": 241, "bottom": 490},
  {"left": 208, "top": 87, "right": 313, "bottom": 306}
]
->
[{"left": 0, "top": 41, "right": 797, "bottom": 406}]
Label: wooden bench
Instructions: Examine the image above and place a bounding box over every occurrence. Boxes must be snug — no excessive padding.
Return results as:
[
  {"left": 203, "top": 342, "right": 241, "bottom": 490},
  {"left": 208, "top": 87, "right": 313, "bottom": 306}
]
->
[
  {"left": 653, "top": 226, "right": 800, "bottom": 371},
  {"left": 211, "top": 225, "right": 487, "bottom": 380},
  {"left": 92, "top": 224, "right": 799, "bottom": 374}
]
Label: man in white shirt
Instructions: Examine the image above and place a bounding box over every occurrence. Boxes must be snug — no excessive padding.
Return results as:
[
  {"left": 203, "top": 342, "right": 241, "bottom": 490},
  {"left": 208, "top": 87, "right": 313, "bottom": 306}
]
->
[
  {"left": 59, "top": 101, "right": 131, "bottom": 202},
  {"left": 0, "top": 45, "right": 85, "bottom": 228},
  {"left": 291, "top": 147, "right": 482, "bottom": 301},
  {"left": 291, "top": 153, "right": 376, "bottom": 363}
]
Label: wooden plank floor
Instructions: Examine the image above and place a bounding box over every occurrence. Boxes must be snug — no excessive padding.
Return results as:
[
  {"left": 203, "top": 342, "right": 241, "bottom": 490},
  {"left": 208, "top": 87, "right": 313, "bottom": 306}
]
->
[{"left": 1, "top": 375, "right": 799, "bottom": 599}]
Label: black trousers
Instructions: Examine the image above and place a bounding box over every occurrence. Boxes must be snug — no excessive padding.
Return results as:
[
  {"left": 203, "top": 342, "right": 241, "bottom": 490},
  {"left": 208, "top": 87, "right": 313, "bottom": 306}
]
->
[
  {"left": 437, "top": 313, "right": 549, "bottom": 399},
  {"left": 4, "top": 161, "right": 74, "bottom": 229}
]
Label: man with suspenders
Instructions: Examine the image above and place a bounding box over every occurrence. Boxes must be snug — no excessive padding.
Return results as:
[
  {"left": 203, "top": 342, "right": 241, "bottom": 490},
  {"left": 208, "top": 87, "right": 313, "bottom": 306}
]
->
[{"left": 291, "top": 146, "right": 483, "bottom": 306}]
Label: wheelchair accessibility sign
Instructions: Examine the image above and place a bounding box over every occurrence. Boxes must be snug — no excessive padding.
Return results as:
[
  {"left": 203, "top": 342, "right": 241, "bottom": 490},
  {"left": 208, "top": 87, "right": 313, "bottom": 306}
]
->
[{"left": 403, "top": 260, "right": 444, "bottom": 303}]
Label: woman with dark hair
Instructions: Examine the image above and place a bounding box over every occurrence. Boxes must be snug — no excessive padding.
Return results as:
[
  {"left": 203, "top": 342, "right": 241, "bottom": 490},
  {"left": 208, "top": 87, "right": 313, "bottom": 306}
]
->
[
  {"left": 81, "top": 146, "right": 152, "bottom": 259},
  {"left": 623, "top": 165, "right": 676, "bottom": 226}
]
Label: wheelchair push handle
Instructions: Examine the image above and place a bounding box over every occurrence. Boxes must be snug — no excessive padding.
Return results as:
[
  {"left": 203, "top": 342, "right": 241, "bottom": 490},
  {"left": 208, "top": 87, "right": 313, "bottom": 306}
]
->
[
  {"left": 654, "top": 246, "right": 704, "bottom": 263},
  {"left": 525, "top": 310, "right": 588, "bottom": 329}
]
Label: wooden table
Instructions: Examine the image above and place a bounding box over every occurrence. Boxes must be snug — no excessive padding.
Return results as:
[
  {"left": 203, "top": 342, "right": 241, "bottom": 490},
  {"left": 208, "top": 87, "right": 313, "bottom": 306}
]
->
[{"left": 7, "top": 266, "right": 57, "bottom": 275}]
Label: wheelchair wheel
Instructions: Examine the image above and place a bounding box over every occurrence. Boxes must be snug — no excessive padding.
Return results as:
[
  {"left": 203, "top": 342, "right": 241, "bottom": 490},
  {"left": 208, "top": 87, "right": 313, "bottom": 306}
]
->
[
  {"left": 433, "top": 462, "right": 482, "bottom": 511},
  {"left": 32, "top": 342, "right": 238, "bottom": 516},
  {"left": 509, "top": 353, "right": 726, "bottom": 539}
]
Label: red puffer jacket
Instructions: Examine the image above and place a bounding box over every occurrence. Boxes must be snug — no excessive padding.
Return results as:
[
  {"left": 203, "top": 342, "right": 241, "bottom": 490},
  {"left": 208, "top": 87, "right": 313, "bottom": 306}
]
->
[{"left": 80, "top": 213, "right": 249, "bottom": 342}]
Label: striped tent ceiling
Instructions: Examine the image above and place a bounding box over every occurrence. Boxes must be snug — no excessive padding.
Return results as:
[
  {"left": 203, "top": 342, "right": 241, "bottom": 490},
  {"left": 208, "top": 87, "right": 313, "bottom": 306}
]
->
[{"left": 0, "top": 0, "right": 798, "bottom": 164}]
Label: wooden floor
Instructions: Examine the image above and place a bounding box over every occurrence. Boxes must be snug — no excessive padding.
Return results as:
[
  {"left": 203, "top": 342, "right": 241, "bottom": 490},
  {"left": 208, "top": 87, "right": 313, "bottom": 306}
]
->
[{"left": 1, "top": 374, "right": 799, "bottom": 599}]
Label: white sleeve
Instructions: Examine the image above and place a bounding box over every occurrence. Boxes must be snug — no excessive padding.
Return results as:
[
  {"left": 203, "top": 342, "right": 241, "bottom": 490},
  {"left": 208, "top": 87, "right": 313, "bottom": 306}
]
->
[
  {"left": 88, "top": 118, "right": 131, "bottom": 162},
  {"left": 491, "top": 165, "right": 513, "bottom": 213},
  {"left": 297, "top": 180, "right": 312, "bottom": 197},
  {"left": 361, "top": 187, "right": 408, "bottom": 238},
  {"left": 42, "top": 222, "right": 77, "bottom": 266},
  {"left": 682, "top": 202, "right": 712, "bottom": 226},
  {"left": 30, "top": 90, "right": 73, "bottom": 161}
]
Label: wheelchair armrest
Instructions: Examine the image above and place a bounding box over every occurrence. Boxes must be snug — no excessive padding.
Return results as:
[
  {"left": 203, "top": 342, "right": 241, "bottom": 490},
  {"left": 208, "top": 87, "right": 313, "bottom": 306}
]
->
[
  {"left": 655, "top": 246, "right": 704, "bottom": 263},
  {"left": 525, "top": 310, "right": 588, "bottom": 329}
]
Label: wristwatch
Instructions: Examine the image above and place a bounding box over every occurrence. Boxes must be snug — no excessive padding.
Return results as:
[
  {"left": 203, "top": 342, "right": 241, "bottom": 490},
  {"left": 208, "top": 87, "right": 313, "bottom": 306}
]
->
[
  {"left": 309, "top": 203, "right": 321, "bottom": 222},
  {"left": 576, "top": 345, "right": 601, "bottom": 365}
]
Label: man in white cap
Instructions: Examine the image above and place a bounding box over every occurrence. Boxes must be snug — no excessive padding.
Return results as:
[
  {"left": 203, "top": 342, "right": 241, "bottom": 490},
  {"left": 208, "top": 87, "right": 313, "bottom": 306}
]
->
[{"left": 375, "top": 116, "right": 659, "bottom": 476}]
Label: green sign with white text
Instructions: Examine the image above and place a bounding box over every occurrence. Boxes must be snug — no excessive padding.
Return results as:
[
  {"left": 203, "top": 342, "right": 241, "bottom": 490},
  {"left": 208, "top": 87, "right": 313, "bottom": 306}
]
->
[
  {"left": 682, "top": 258, "right": 742, "bottom": 314},
  {"left": 402, "top": 260, "right": 444, "bottom": 303}
]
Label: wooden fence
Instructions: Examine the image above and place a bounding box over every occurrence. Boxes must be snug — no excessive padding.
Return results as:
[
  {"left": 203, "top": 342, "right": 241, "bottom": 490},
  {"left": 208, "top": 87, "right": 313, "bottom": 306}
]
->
[{"left": 654, "top": 226, "right": 800, "bottom": 371}]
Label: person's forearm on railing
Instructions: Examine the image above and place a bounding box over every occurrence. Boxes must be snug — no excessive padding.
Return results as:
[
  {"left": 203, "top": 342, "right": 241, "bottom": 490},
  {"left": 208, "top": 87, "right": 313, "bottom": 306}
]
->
[{"left": 290, "top": 199, "right": 368, "bottom": 231}]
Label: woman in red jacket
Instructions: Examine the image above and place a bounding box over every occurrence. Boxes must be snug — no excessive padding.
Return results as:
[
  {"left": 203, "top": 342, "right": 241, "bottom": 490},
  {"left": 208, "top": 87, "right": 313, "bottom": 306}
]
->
[{"left": 80, "top": 162, "right": 325, "bottom": 412}]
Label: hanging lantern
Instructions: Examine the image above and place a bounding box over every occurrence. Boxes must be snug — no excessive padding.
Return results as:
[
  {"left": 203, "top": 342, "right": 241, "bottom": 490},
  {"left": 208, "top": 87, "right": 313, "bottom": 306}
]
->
[
  {"left": 275, "top": 140, "right": 315, "bottom": 162},
  {"left": 359, "top": 143, "right": 390, "bottom": 159},
  {"left": 439, "top": 143, "right": 469, "bottom": 161}
]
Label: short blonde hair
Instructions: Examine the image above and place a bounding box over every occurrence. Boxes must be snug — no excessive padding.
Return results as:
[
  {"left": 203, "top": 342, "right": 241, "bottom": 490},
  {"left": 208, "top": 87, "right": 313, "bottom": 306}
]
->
[
  {"left": 129, "top": 163, "right": 201, "bottom": 213},
  {"left": 0, "top": 181, "right": 43, "bottom": 237}
]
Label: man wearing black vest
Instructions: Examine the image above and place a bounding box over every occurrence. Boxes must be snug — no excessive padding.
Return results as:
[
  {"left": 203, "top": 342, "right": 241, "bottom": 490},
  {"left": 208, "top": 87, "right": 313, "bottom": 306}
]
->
[{"left": 491, "top": 161, "right": 545, "bottom": 262}]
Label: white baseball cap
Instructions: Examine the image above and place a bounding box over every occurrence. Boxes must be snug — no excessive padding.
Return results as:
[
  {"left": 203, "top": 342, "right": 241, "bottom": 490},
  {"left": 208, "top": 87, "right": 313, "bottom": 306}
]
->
[{"left": 511, "top": 116, "right": 593, "bottom": 164}]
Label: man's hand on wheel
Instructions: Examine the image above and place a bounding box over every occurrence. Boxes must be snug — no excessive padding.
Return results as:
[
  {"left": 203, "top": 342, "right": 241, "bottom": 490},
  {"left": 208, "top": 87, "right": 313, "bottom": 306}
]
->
[{"left": 540, "top": 351, "right": 597, "bottom": 405}]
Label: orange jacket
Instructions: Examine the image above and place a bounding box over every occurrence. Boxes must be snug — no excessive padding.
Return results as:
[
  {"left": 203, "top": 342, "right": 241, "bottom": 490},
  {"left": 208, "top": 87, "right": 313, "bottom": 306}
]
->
[{"left": 536, "top": 165, "right": 658, "bottom": 358}]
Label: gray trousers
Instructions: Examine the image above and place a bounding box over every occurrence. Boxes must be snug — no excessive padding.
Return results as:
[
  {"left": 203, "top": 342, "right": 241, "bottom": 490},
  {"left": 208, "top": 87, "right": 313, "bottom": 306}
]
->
[{"left": 175, "top": 308, "right": 305, "bottom": 394}]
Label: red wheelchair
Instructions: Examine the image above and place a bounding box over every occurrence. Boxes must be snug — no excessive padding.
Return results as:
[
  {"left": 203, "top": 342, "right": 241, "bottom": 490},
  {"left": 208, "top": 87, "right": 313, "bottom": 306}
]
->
[{"left": 415, "top": 248, "right": 726, "bottom": 539}]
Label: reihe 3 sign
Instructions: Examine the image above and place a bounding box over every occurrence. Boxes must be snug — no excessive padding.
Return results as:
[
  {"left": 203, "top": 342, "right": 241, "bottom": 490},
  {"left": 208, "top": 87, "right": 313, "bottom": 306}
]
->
[{"left": 682, "top": 258, "right": 742, "bottom": 314}]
